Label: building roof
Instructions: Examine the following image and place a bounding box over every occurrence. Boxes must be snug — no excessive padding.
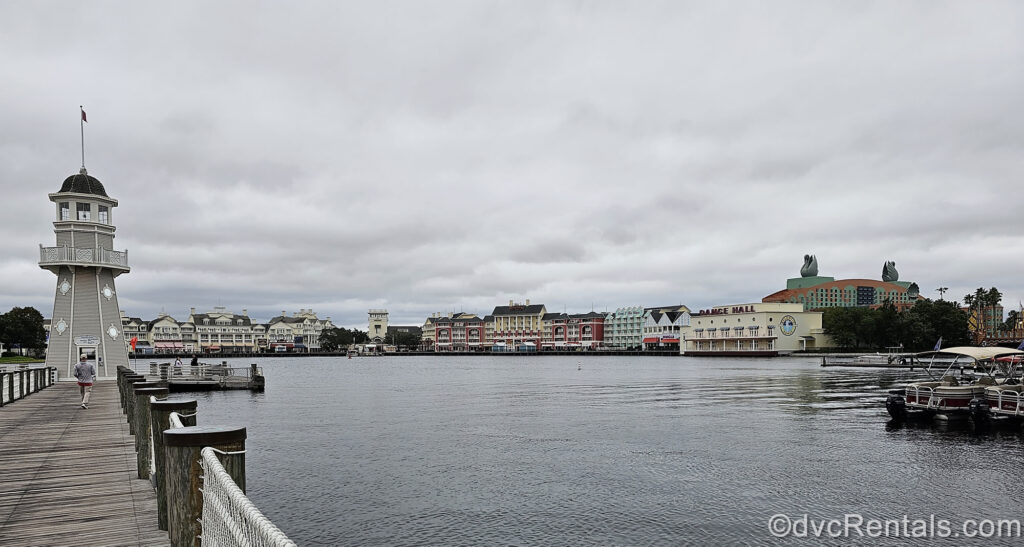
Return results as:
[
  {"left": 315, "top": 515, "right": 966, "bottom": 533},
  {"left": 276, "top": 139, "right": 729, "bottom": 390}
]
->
[
  {"left": 191, "top": 313, "right": 252, "bottom": 326},
  {"left": 59, "top": 171, "right": 108, "bottom": 197},
  {"left": 491, "top": 304, "right": 545, "bottom": 316},
  {"left": 570, "top": 312, "right": 607, "bottom": 319}
]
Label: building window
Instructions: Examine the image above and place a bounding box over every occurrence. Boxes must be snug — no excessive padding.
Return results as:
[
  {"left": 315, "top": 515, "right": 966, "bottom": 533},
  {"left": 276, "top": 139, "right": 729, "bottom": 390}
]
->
[
  {"left": 60, "top": 202, "right": 70, "bottom": 220},
  {"left": 98, "top": 205, "right": 108, "bottom": 223},
  {"left": 76, "top": 203, "right": 90, "bottom": 220}
]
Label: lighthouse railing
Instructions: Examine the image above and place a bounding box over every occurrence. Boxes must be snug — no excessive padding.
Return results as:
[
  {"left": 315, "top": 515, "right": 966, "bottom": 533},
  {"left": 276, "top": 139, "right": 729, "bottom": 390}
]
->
[{"left": 39, "top": 245, "right": 129, "bottom": 269}]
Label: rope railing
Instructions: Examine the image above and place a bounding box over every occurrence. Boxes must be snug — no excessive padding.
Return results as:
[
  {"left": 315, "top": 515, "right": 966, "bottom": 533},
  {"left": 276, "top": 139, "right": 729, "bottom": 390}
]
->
[{"left": 199, "top": 447, "right": 297, "bottom": 547}]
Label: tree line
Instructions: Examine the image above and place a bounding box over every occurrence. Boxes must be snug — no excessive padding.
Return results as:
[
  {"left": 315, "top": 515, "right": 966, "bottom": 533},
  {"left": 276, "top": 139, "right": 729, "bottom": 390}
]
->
[
  {"left": 822, "top": 286, "right": 1021, "bottom": 351},
  {"left": 0, "top": 307, "right": 47, "bottom": 355}
]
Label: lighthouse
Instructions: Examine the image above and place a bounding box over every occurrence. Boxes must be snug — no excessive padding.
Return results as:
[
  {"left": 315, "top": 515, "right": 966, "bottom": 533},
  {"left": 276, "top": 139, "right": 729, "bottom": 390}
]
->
[{"left": 39, "top": 167, "right": 130, "bottom": 378}]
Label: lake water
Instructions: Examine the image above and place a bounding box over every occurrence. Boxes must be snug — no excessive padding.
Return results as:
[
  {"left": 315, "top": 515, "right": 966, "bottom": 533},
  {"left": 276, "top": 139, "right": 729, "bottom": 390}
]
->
[{"left": 190, "top": 356, "right": 1024, "bottom": 545}]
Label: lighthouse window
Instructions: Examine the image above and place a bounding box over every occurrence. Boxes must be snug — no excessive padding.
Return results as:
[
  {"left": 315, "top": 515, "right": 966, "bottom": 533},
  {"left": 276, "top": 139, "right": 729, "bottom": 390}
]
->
[
  {"left": 77, "top": 203, "right": 91, "bottom": 220},
  {"left": 98, "top": 206, "right": 108, "bottom": 223},
  {"left": 60, "top": 202, "right": 70, "bottom": 220}
]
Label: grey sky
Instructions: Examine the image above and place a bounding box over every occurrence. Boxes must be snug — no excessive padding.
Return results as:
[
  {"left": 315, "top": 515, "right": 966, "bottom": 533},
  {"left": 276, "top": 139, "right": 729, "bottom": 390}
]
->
[{"left": 2, "top": 1, "right": 1023, "bottom": 328}]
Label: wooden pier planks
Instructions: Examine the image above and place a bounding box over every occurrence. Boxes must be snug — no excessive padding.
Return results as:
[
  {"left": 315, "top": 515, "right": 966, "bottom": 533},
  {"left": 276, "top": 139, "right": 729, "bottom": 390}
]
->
[{"left": 0, "top": 381, "right": 169, "bottom": 546}]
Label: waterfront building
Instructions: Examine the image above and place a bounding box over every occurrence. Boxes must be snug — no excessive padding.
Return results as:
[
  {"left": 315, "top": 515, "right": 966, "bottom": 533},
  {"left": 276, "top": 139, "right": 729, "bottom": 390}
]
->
[
  {"left": 483, "top": 315, "right": 495, "bottom": 346},
  {"left": 147, "top": 314, "right": 185, "bottom": 354},
  {"left": 368, "top": 309, "right": 389, "bottom": 343},
  {"left": 963, "top": 304, "right": 1005, "bottom": 338},
  {"left": 540, "top": 312, "right": 606, "bottom": 350},
  {"left": 490, "top": 300, "right": 546, "bottom": 347},
  {"left": 41, "top": 168, "right": 130, "bottom": 377},
  {"left": 186, "top": 307, "right": 255, "bottom": 353},
  {"left": 266, "top": 309, "right": 334, "bottom": 351},
  {"left": 682, "top": 303, "right": 829, "bottom": 356},
  {"left": 420, "top": 315, "right": 436, "bottom": 351},
  {"left": 604, "top": 306, "right": 644, "bottom": 349},
  {"left": 427, "top": 313, "right": 483, "bottom": 351},
  {"left": 642, "top": 305, "right": 691, "bottom": 351},
  {"left": 762, "top": 256, "right": 921, "bottom": 311},
  {"left": 120, "top": 312, "right": 149, "bottom": 354}
]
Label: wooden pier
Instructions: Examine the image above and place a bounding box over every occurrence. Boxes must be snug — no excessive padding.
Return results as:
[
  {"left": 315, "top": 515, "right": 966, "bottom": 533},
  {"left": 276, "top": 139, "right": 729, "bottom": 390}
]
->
[{"left": 0, "top": 381, "right": 168, "bottom": 546}]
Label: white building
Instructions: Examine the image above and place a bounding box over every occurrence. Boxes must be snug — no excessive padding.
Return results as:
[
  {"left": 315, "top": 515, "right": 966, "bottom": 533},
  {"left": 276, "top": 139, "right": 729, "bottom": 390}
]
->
[
  {"left": 186, "top": 307, "right": 255, "bottom": 353},
  {"left": 265, "top": 309, "right": 334, "bottom": 351},
  {"left": 682, "top": 302, "right": 829, "bottom": 355},
  {"left": 642, "top": 306, "right": 691, "bottom": 351},
  {"left": 368, "top": 309, "right": 389, "bottom": 343}
]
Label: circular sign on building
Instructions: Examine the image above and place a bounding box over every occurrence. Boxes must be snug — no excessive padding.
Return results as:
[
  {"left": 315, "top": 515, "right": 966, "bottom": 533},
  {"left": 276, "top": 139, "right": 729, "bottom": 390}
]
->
[{"left": 780, "top": 315, "right": 797, "bottom": 336}]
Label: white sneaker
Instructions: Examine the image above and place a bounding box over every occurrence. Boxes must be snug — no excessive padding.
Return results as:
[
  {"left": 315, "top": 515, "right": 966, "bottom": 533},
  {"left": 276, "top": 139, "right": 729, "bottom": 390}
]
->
[{"left": 81, "top": 403, "right": 87, "bottom": 409}]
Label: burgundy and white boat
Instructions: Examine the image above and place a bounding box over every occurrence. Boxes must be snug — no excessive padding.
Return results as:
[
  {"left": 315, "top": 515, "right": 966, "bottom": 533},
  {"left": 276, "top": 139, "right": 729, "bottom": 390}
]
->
[
  {"left": 984, "top": 354, "right": 1024, "bottom": 420},
  {"left": 886, "top": 347, "right": 1024, "bottom": 422}
]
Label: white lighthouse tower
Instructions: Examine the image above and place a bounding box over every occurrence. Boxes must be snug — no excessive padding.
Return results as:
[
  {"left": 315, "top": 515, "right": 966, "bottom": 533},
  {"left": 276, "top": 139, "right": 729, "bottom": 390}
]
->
[{"left": 40, "top": 167, "right": 130, "bottom": 378}]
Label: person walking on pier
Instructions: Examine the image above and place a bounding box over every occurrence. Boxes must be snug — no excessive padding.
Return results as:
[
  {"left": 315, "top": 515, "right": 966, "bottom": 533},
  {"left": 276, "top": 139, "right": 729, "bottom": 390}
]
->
[{"left": 73, "top": 354, "right": 95, "bottom": 409}]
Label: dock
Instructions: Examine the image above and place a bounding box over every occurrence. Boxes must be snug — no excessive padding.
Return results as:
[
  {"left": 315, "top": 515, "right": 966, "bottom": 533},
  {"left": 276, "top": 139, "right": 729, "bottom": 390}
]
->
[
  {"left": 132, "top": 362, "right": 265, "bottom": 392},
  {"left": 0, "top": 381, "right": 168, "bottom": 546}
]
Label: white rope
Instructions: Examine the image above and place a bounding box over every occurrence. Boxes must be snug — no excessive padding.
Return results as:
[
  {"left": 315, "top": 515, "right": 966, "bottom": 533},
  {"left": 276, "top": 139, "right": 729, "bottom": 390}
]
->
[
  {"left": 169, "top": 412, "right": 185, "bottom": 429},
  {"left": 199, "top": 447, "right": 297, "bottom": 547}
]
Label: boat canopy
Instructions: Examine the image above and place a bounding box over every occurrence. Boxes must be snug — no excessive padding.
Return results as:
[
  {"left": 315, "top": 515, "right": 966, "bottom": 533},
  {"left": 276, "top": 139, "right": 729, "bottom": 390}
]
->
[{"left": 914, "top": 346, "right": 1024, "bottom": 361}]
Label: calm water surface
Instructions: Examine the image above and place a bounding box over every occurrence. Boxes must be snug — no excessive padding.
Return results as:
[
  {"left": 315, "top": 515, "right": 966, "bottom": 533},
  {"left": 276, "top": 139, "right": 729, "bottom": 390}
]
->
[{"left": 193, "top": 356, "right": 1024, "bottom": 545}]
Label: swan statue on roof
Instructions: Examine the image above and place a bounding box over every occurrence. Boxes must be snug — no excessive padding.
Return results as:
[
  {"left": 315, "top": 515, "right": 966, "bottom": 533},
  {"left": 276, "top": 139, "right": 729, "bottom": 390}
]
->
[
  {"left": 800, "top": 254, "right": 818, "bottom": 277},
  {"left": 882, "top": 261, "right": 899, "bottom": 282}
]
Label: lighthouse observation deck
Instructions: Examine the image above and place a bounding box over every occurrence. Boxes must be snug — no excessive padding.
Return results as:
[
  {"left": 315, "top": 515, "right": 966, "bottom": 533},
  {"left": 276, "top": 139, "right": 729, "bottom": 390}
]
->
[{"left": 39, "top": 244, "right": 129, "bottom": 273}]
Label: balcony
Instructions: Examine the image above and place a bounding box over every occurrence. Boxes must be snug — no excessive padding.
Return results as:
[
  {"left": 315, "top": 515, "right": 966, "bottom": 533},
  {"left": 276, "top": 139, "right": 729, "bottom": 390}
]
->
[{"left": 39, "top": 245, "right": 130, "bottom": 272}]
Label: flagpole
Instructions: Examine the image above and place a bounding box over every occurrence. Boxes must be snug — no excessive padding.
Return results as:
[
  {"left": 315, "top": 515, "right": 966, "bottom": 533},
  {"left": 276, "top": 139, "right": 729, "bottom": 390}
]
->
[{"left": 79, "top": 105, "right": 85, "bottom": 170}]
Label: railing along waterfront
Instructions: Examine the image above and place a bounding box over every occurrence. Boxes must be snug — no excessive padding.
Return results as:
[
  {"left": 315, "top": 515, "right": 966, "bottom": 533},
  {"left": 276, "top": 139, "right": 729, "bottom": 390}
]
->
[
  {"left": 117, "top": 363, "right": 293, "bottom": 546},
  {"left": 200, "top": 447, "right": 297, "bottom": 547},
  {"left": 164, "top": 411, "right": 296, "bottom": 547},
  {"left": 0, "top": 365, "right": 57, "bottom": 406},
  {"left": 39, "top": 244, "right": 129, "bottom": 269}
]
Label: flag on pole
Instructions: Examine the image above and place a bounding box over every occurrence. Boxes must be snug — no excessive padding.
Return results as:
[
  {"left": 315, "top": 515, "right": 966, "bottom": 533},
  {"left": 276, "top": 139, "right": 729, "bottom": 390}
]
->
[
  {"left": 130, "top": 336, "right": 138, "bottom": 351},
  {"left": 81, "top": 108, "right": 87, "bottom": 123},
  {"left": 933, "top": 337, "right": 943, "bottom": 351}
]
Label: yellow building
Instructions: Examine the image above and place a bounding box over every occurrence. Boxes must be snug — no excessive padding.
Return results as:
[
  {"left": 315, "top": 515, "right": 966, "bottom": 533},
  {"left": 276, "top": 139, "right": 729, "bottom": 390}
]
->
[{"left": 682, "top": 302, "right": 830, "bottom": 356}]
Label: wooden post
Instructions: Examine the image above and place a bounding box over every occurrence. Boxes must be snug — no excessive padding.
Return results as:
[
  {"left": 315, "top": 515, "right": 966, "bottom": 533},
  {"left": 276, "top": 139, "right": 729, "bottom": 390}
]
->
[
  {"left": 160, "top": 363, "right": 169, "bottom": 380},
  {"left": 121, "top": 374, "right": 145, "bottom": 416},
  {"left": 124, "top": 379, "right": 157, "bottom": 434},
  {"left": 164, "top": 426, "right": 246, "bottom": 547},
  {"left": 132, "top": 386, "right": 168, "bottom": 479},
  {"left": 150, "top": 399, "right": 197, "bottom": 531}
]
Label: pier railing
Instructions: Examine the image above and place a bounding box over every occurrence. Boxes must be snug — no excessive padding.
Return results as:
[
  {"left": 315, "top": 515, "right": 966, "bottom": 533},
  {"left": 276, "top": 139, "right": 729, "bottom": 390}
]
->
[
  {"left": 199, "top": 447, "right": 297, "bottom": 547},
  {"left": 117, "top": 365, "right": 293, "bottom": 546},
  {"left": 0, "top": 366, "right": 57, "bottom": 406},
  {"left": 152, "top": 362, "right": 263, "bottom": 379}
]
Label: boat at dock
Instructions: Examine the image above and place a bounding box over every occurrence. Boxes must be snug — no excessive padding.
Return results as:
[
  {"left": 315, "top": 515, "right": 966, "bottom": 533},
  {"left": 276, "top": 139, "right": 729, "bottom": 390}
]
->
[{"left": 885, "top": 346, "right": 1024, "bottom": 422}]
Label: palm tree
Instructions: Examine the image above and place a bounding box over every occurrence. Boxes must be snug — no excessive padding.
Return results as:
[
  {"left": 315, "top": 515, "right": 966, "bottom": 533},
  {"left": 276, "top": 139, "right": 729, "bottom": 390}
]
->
[
  {"left": 987, "top": 287, "right": 1002, "bottom": 336},
  {"left": 974, "top": 287, "right": 987, "bottom": 337}
]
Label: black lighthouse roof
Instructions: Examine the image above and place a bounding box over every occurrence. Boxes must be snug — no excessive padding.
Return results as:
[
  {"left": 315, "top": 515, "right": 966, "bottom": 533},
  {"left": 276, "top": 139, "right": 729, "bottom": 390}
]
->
[{"left": 59, "top": 169, "right": 108, "bottom": 197}]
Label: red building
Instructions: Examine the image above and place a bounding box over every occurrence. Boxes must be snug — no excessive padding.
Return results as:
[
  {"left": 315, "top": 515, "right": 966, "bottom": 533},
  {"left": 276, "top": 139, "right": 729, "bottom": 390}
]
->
[
  {"left": 541, "top": 312, "right": 606, "bottom": 350},
  {"left": 431, "top": 313, "right": 486, "bottom": 352}
]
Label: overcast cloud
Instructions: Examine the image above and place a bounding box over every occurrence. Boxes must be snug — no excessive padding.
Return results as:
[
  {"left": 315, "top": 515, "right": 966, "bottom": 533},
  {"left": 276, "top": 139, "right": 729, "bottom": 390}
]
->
[{"left": 2, "top": 1, "right": 1023, "bottom": 328}]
